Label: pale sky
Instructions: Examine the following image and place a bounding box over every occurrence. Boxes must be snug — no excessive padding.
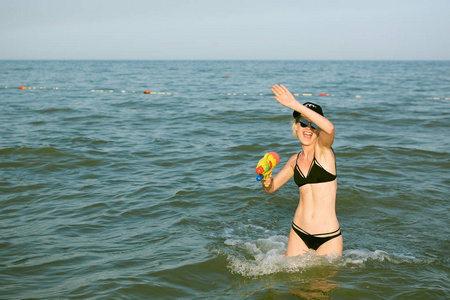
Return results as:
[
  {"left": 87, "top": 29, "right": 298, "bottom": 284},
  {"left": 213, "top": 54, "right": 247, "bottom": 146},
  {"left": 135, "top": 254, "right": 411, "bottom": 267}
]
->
[{"left": 1, "top": 0, "right": 449, "bottom": 60}]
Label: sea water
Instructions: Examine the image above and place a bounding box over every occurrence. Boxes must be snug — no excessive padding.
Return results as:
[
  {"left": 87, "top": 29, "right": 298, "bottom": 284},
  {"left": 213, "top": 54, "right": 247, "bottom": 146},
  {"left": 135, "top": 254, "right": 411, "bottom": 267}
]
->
[{"left": 1, "top": 60, "right": 449, "bottom": 299}]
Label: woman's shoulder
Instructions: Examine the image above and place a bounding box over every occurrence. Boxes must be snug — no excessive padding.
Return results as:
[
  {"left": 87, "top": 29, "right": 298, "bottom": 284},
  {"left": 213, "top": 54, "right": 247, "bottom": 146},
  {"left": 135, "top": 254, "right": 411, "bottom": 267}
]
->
[
  {"left": 315, "top": 144, "right": 336, "bottom": 164},
  {"left": 289, "top": 152, "right": 300, "bottom": 159},
  {"left": 287, "top": 153, "right": 299, "bottom": 166}
]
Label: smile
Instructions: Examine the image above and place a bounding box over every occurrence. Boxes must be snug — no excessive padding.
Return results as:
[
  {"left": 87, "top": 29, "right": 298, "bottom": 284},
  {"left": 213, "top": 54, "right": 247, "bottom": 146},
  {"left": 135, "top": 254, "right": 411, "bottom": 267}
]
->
[{"left": 303, "top": 131, "right": 313, "bottom": 138}]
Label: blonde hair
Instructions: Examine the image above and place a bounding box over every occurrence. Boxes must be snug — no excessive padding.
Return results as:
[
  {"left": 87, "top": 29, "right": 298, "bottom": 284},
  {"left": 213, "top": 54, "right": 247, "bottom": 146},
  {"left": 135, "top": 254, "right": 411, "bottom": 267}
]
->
[{"left": 291, "top": 116, "right": 301, "bottom": 138}]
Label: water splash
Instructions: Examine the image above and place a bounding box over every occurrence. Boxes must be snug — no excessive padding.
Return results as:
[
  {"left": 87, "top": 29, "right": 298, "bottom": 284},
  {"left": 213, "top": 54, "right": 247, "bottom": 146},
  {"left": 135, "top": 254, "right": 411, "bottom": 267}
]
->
[
  {"left": 220, "top": 226, "right": 339, "bottom": 277},
  {"left": 219, "top": 226, "right": 431, "bottom": 277},
  {"left": 338, "top": 249, "right": 429, "bottom": 268}
]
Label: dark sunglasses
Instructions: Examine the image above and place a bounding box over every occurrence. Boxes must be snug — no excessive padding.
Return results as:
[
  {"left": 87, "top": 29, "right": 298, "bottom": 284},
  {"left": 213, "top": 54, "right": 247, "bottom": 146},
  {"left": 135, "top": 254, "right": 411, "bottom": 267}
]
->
[{"left": 299, "top": 119, "right": 318, "bottom": 130}]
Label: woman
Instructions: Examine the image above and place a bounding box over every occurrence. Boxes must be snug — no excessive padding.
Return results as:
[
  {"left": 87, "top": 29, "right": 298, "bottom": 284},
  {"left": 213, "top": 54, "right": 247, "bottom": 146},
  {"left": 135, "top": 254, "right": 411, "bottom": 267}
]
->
[{"left": 262, "top": 84, "right": 343, "bottom": 257}]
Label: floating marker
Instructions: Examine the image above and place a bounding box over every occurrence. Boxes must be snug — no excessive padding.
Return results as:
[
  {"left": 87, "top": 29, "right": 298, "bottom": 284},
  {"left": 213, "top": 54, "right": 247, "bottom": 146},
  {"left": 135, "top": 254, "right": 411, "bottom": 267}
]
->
[
  {"left": 319, "top": 93, "right": 328, "bottom": 96},
  {"left": 302, "top": 93, "right": 312, "bottom": 96},
  {"left": 143, "top": 90, "right": 151, "bottom": 94},
  {"left": 356, "top": 95, "right": 361, "bottom": 98}
]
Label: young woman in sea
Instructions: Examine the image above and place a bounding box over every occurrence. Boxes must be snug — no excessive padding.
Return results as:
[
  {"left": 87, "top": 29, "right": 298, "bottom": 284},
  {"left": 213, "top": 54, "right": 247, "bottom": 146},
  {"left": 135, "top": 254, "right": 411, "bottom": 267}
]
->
[{"left": 261, "top": 84, "right": 343, "bottom": 257}]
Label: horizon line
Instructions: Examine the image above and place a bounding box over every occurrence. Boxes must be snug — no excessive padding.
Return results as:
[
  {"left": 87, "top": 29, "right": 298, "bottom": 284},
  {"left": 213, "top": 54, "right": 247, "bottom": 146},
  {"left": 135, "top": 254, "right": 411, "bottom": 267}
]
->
[{"left": 1, "top": 58, "right": 449, "bottom": 62}]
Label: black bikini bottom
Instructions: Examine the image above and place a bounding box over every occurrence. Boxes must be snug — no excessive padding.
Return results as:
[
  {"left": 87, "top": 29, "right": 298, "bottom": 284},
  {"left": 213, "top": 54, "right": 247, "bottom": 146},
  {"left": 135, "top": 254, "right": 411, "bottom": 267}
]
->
[{"left": 292, "top": 222, "right": 341, "bottom": 250}]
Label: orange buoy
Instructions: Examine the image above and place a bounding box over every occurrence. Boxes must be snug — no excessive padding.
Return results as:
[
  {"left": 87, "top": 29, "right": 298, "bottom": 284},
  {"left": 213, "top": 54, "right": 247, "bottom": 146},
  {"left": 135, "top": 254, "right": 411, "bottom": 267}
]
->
[
  {"left": 143, "top": 90, "right": 151, "bottom": 94},
  {"left": 319, "top": 93, "right": 328, "bottom": 96},
  {"left": 225, "top": 74, "right": 229, "bottom": 77},
  {"left": 19, "top": 86, "right": 27, "bottom": 89}
]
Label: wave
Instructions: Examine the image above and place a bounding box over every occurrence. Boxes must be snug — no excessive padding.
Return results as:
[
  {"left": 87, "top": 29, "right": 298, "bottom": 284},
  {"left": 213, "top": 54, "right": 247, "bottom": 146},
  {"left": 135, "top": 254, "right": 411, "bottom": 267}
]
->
[
  {"left": 35, "top": 108, "right": 76, "bottom": 114},
  {"left": 0, "top": 146, "right": 68, "bottom": 157}
]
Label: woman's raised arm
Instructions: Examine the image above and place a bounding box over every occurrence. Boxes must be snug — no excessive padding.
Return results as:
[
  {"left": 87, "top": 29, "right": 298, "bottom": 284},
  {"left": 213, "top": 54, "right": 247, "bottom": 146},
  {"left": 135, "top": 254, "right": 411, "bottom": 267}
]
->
[{"left": 271, "top": 84, "right": 335, "bottom": 148}]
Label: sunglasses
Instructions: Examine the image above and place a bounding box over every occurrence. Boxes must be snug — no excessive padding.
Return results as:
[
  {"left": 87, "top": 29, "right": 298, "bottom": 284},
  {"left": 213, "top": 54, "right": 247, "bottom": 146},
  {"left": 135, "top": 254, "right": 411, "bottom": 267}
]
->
[{"left": 299, "top": 119, "right": 318, "bottom": 130}]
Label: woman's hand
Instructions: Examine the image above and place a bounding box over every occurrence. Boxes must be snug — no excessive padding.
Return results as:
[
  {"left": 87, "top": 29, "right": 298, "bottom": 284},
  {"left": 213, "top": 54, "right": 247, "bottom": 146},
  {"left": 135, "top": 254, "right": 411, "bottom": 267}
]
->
[
  {"left": 271, "top": 84, "right": 298, "bottom": 109},
  {"left": 261, "top": 172, "right": 273, "bottom": 188}
]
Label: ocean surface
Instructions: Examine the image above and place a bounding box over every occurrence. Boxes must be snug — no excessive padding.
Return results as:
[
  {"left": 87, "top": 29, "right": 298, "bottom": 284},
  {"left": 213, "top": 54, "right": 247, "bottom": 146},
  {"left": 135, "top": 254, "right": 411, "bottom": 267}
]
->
[{"left": 1, "top": 60, "right": 449, "bottom": 299}]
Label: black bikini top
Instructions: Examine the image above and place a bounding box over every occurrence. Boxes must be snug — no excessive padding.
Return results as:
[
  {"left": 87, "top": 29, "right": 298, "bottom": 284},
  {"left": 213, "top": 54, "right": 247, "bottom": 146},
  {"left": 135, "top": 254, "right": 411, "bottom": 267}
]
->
[{"left": 294, "top": 151, "right": 337, "bottom": 187}]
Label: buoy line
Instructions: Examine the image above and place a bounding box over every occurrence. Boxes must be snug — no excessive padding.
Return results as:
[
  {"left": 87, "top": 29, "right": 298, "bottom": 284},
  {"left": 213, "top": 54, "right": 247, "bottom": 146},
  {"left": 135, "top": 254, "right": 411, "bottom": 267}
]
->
[{"left": 3, "top": 86, "right": 449, "bottom": 100}]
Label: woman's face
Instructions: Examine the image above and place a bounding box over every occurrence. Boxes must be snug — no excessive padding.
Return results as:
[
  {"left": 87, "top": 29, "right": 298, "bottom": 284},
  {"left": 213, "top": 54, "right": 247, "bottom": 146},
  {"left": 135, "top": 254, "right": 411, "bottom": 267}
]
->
[{"left": 295, "top": 118, "right": 319, "bottom": 145}]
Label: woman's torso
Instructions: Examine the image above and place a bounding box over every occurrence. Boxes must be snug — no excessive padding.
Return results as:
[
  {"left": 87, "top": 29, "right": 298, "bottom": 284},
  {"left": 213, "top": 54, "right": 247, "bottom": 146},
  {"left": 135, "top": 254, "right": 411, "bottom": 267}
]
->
[{"left": 291, "top": 147, "right": 339, "bottom": 233}]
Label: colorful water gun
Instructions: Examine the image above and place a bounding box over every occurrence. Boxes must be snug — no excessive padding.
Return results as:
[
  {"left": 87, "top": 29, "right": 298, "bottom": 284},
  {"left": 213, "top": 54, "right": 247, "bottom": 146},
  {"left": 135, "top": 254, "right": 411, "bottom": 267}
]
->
[{"left": 255, "top": 152, "right": 280, "bottom": 183}]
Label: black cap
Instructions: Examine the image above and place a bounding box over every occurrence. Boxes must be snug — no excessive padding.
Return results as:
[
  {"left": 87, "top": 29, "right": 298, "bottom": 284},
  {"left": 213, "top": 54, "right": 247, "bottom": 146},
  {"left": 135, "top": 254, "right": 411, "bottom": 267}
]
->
[{"left": 293, "top": 102, "right": 324, "bottom": 118}]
